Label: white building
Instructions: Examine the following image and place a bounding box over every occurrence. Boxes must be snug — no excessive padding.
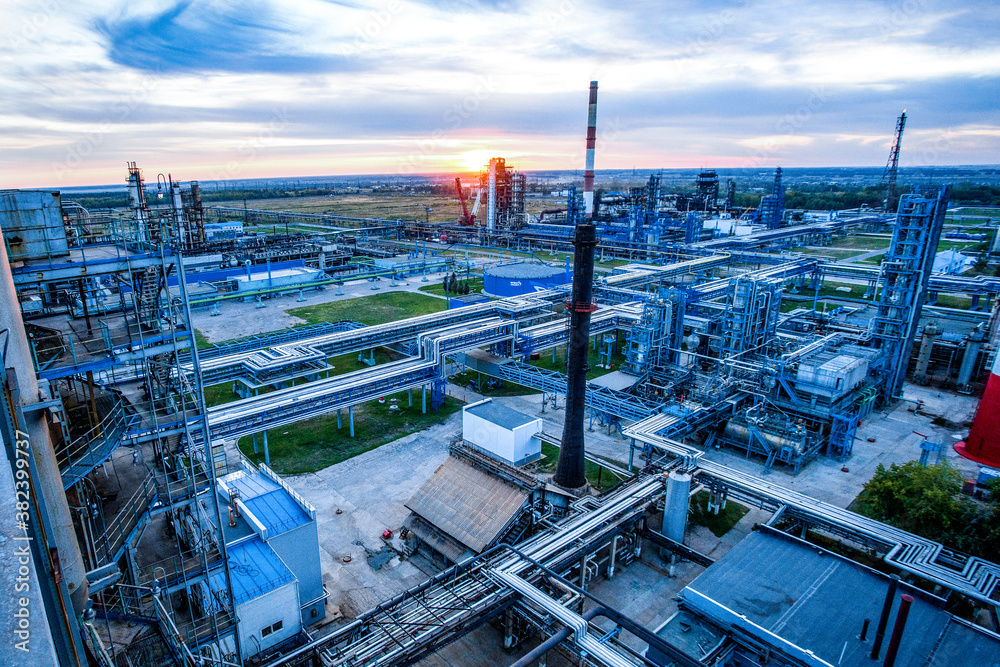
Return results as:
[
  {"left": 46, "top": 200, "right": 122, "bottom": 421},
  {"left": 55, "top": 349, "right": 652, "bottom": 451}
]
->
[{"left": 462, "top": 398, "right": 542, "bottom": 465}]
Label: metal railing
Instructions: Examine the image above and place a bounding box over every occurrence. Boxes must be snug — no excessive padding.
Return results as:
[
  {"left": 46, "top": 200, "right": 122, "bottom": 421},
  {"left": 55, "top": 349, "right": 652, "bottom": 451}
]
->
[
  {"left": 94, "top": 583, "right": 202, "bottom": 666},
  {"left": 56, "top": 393, "right": 137, "bottom": 489},
  {"left": 92, "top": 473, "right": 157, "bottom": 567}
]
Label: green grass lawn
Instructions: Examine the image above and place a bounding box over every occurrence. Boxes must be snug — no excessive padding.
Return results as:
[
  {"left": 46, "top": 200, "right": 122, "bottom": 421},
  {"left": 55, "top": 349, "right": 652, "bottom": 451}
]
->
[
  {"left": 239, "top": 391, "right": 464, "bottom": 474},
  {"left": 536, "top": 442, "right": 627, "bottom": 492},
  {"left": 827, "top": 235, "right": 892, "bottom": 250},
  {"left": 688, "top": 490, "right": 749, "bottom": 537},
  {"left": 449, "top": 333, "right": 628, "bottom": 397},
  {"left": 288, "top": 291, "right": 446, "bottom": 326},
  {"left": 419, "top": 276, "right": 485, "bottom": 297},
  {"left": 203, "top": 348, "right": 402, "bottom": 408},
  {"left": 780, "top": 299, "right": 839, "bottom": 313},
  {"left": 816, "top": 280, "right": 869, "bottom": 300},
  {"left": 194, "top": 329, "right": 212, "bottom": 350},
  {"left": 791, "top": 247, "right": 865, "bottom": 261},
  {"left": 531, "top": 332, "right": 628, "bottom": 380},
  {"left": 932, "top": 293, "right": 973, "bottom": 309},
  {"left": 936, "top": 239, "right": 977, "bottom": 253},
  {"left": 595, "top": 257, "right": 631, "bottom": 269},
  {"left": 204, "top": 383, "right": 245, "bottom": 407},
  {"left": 451, "top": 371, "right": 539, "bottom": 396}
]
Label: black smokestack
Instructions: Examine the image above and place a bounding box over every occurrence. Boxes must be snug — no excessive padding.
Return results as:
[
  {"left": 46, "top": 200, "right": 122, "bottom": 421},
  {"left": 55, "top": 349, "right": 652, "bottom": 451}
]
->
[
  {"left": 554, "top": 81, "right": 600, "bottom": 492},
  {"left": 554, "top": 204, "right": 598, "bottom": 491}
]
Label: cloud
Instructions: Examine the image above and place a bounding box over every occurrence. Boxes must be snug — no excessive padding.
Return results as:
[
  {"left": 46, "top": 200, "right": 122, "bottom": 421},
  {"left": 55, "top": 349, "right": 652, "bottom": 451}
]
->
[
  {"left": 2, "top": 0, "right": 999, "bottom": 186},
  {"left": 740, "top": 135, "right": 815, "bottom": 149},
  {"left": 93, "top": 1, "right": 363, "bottom": 74}
]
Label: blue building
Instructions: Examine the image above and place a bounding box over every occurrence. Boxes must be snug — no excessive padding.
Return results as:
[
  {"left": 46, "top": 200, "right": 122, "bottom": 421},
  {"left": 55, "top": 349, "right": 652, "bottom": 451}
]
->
[{"left": 214, "top": 464, "right": 326, "bottom": 659}]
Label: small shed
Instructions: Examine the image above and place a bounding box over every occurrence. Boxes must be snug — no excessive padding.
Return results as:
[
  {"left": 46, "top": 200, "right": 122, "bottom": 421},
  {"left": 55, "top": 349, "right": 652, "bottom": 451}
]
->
[
  {"left": 462, "top": 398, "right": 542, "bottom": 465},
  {"left": 404, "top": 456, "right": 529, "bottom": 564}
]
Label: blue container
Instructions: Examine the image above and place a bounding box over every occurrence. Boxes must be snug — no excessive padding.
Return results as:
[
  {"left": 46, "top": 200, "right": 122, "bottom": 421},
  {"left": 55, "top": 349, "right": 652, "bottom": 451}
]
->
[{"left": 483, "top": 262, "right": 571, "bottom": 297}]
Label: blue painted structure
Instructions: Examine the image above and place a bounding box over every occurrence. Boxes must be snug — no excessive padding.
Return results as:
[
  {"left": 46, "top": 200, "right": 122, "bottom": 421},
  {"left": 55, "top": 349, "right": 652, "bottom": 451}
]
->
[
  {"left": 871, "top": 186, "right": 951, "bottom": 397},
  {"left": 219, "top": 538, "right": 296, "bottom": 606},
  {"left": 483, "top": 262, "right": 571, "bottom": 297},
  {"left": 219, "top": 465, "right": 327, "bottom": 627}
]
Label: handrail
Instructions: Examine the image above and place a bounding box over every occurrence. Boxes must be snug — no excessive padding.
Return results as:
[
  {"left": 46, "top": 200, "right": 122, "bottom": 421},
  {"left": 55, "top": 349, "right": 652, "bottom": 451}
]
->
[
  {"left": 55, "top": 395, "right": 134, "bottom": 484},
  {"left": 92, "top": 473, "right": 157, "bottom": 566}
]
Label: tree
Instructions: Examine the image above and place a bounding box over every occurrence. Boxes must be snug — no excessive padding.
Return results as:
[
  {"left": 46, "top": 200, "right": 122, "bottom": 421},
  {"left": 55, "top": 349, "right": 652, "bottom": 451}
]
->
[{"left": 854, "top": 461, "right": 1000, "bottom": 560}]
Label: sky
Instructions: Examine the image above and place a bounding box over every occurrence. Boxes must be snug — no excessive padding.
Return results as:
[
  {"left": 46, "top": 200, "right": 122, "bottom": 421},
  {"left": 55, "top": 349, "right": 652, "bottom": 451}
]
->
[{"left": 1, "top": 0, "right": 998, "bottom": 188}]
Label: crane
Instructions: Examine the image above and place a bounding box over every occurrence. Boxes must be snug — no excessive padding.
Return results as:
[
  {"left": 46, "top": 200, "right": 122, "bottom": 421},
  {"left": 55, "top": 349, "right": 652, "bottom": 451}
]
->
[
  {"left": 881, "top": 110, "right": 906, "bottom": 212},
  {"left": 454, "top": 177, "right": 476, "bottom": 226}
]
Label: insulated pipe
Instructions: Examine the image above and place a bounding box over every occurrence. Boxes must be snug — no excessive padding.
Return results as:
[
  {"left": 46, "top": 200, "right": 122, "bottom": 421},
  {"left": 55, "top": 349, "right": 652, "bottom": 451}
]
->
[
  {"left": 583, "top": 81, "right": 598, "bottom": 217},
  {"left": 956, "top": 325, "right": 985, "bottom": 388},
  {"left": 914, "top": 322, "right": 939, "bottom": 377},
  {"left": 509, "top": 608, "right": 602, "bottom": 667}
]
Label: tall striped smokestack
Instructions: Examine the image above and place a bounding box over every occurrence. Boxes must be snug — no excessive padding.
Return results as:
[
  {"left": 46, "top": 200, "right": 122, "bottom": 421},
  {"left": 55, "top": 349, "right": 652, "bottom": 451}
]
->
[
  {"left": 955, "top": 351, "right": 1000, "bottom": 466},
  {"left": 553, "top": 81, "right": 601, "bottom": 493},
  {"left": 583, "top": 81, "right": 598, "bottom": 216}
]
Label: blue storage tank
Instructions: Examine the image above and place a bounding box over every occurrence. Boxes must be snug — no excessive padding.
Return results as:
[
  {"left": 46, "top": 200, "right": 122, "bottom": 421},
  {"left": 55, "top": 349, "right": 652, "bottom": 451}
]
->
[{"left": 483, "top": 262, "right": 571, "bottom": 297}]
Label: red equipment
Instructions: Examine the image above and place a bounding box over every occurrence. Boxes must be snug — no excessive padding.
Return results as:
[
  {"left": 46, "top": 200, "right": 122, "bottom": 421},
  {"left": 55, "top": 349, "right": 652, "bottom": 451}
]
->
[
  {"left": 955, "top": 353, "right": 1000, "bottom": 467},
  {"left": 455, "top": 177, "right": 475, "bottom": 226}
]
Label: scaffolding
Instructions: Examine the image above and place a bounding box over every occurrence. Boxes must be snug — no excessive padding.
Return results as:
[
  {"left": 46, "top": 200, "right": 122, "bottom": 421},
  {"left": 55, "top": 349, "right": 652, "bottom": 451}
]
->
[
  {"left": 9, "top": 164, "right": 242, "bottom": 664},
  {"left": 480, "top": 157, "right": 526, "bottom": 238},
  {"left": 871, "top": 186, "right": 951, "bottom": 397}
]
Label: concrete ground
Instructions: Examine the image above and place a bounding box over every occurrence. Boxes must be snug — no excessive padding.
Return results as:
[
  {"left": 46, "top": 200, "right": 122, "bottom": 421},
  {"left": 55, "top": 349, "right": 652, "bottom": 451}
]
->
[
  {"left": 191, "top": 269, "right": 453, "bottom": 343},
  {"left": 282, "top": 376, "right": 988, "bottom": 664},
  {"left": 700, "top": 383, "right": 983, "bottom": 508},
  {"left": 285, "top": 411, "right": 460, "bottom": 619},
  {"left": 191, "top": 267, "right": 991, "bottom": 664}
]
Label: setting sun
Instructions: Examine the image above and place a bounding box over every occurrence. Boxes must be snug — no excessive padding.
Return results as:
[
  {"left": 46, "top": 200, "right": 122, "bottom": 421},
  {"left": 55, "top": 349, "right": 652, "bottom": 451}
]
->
[{"left": 457, "top": 149, "right": 493, "bottom": 172}]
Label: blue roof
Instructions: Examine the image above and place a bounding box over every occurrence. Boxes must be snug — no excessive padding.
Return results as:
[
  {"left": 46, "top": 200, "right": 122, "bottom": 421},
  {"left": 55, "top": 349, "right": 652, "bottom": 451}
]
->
[
  {"left": 217, "top": 538, "right": 295, "bottom": 606},
  {"left": 683, "top": 529, "right": 1000, "bottom": 667},
  {"left": 227, "top": 472, "right": 310, "bottom": 536}
]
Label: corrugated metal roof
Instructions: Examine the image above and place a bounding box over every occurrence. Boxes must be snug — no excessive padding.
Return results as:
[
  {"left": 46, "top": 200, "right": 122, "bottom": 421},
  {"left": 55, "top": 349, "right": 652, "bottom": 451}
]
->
[
  {"left": 227, "top": 472, "right": 310, "bottom": 536},
  {"left": 216, "top": 538, "right": 295, "bottom": 606},
  {"left": 402, "top": 514, "right": 468, "bottom": 563},
  {"left": 589, "top": 370, "right": 639, "bottom": 392},
  {"left": 683, "top": 530, "right": 1000, "bottom": 667},
  {"left": 405, "top": 457, "right": 528, "bottom": 553},
  {"left": 465, "top": 401, "right": 539, "bottom": 431}
]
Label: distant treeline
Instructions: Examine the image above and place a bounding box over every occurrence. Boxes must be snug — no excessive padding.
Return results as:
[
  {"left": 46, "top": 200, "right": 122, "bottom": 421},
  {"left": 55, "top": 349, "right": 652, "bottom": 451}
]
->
[
  {"left": 71, "top": 186, "right": 341, "bottom": 209},
  {"left": 66, "top": 180, "right": 1000, "bottom": 212},
  {"left": 744, "top": 182, "right": 1000, "bottom": 211}
]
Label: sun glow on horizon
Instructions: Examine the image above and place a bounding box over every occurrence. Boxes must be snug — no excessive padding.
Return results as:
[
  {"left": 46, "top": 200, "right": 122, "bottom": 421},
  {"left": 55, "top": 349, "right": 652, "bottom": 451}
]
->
[{"left": 457, "top": 149, "right": 493, "bottom": 172}]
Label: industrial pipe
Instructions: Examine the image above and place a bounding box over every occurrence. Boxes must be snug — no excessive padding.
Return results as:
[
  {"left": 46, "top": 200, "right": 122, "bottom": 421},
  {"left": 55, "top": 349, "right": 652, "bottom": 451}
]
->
[
  {"left": 508, "top": 607, "right": 601, "bottom": 667},
  {"left": 881, "top": 594, "right": 914, "bottom": 667},
  {"left": 871, "top": 574, "right": 900, "bottom": 658}
]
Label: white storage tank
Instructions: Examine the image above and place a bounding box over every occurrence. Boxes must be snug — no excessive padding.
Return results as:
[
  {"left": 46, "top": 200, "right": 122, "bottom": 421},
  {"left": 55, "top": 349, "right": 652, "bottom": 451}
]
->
[{"left": 462, "top": 398, "right": 542, "bottom": 465}]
